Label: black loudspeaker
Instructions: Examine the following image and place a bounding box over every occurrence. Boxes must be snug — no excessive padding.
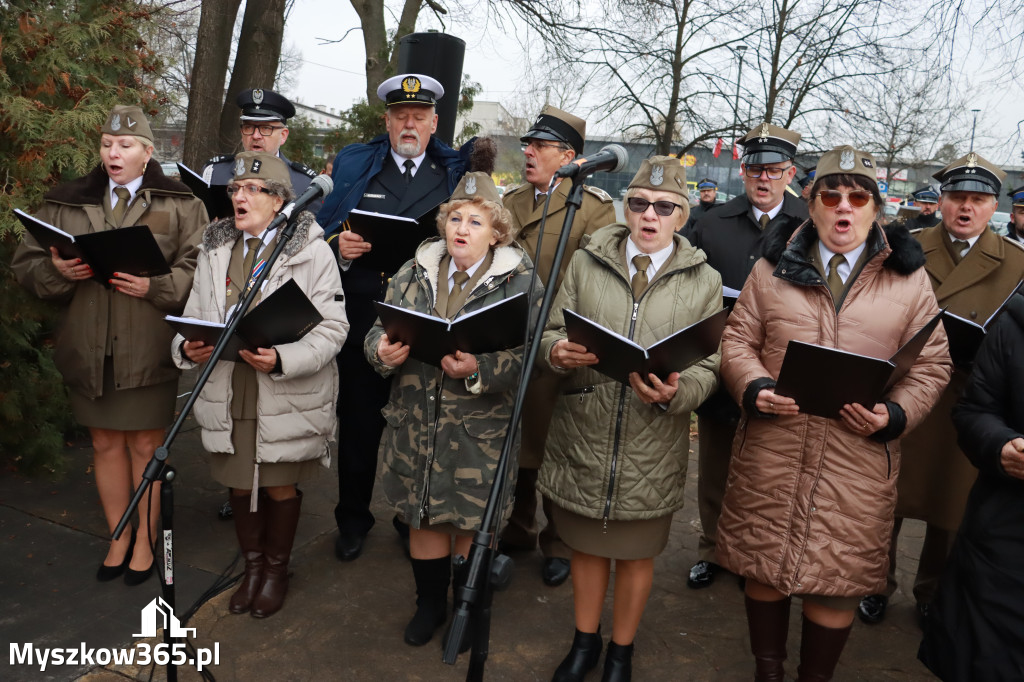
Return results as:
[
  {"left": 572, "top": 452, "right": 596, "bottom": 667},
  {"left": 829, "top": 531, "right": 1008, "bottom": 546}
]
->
[{"left": 397, "top": 32, "right": 466, "bottom": 147}]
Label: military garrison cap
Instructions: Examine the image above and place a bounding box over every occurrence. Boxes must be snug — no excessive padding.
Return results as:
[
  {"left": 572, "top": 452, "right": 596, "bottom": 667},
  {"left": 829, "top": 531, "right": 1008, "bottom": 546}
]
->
[
  {"left": 911, "top": 185, "right": 939, "bottom": 203},
  {"left": 628, "top": 156, "right": 687, "bottom": 198},
  {"left": 232, "top": 151, "right": 293, "bottom": 191},
  {"left": 101, "top": 105, "right": 154, "bottom": 143},
  {"left": 739, "top": 122, "right": 801, "bottom": 165},
  {"left": 236, "top": 89, "right": 296, "bottom": 122},
  {"left": 376, "top": 74, "right": 444, "bottom": 107},
  {"left": 1009, "top": 184, "right": 1024, "bottom": 207},
  {"left": 933, "top": 152, "right": 1006, "bottom": 195},
  {"left": 521, "top": 105, "right": 586, "bottom": 156},
  {"left": 814, "top": 146, "right": 877, "bottom": 184},
  {"left": 449, "top": 172, "right": 502, "bottom": 204}
]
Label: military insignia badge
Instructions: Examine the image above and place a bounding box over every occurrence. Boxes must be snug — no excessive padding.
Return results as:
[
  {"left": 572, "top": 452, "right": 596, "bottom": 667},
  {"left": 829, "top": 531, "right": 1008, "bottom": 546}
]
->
[
  {"left": 235, "top": 158, "right": 245, "bottom": 176},
  {"left": 126, "top": 115, "right": 137, "bottom": 129},
  {"left": 465, "top": 177, "right": 477, "bottom": 195},
  {"left": 967, "top": 153, "right": 977, "bottom": 168},
  {"left": 110, "top": 114, "right": 121, "bottom": 131},
  {"left": 251, "top": 159, "right": 262, "bottom": 174},
  {"left": 861, "top": 157, "right": 873, "bottom": 168},
  {"left": 252, "top": 89, "right": 264, "bottom": 105},
  {"left": 650, "top": 166, "right": 664, "bottom": 186},
  {"left": 402, "top": 77, "right": 422, "bottom": 94},
  {"left": 839, "top": 150, "right": 855, "bottom": 170},
  {"left": 759, "top": 123, "right": 770, "bottom": 141}
]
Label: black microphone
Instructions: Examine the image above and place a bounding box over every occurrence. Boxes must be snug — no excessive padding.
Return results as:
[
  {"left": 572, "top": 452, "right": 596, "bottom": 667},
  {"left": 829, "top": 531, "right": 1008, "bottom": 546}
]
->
[
  {"left": 267, "top": 174, "right": 334, "bottom": 231},
  {"left": 553, "top": 144, "right": 629, "bottom": 179}
]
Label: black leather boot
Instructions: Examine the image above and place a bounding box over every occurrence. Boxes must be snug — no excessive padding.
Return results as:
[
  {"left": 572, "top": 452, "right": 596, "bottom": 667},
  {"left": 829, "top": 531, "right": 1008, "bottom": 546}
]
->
[
  {"left": 228, "top": 491, "right": 265, "bottom": 614},
  {"left": 746, "top": 595, "right": 791, "bottom": 681},
  {"left": 796, "top": 615, "right": 852, "bottom": 682},
  {"left": 601, "top": 640, "right": 633, "bottom": 682},
  {"left": 404, "top": 557, "right": 451, "bottom": 646},
  {"left": 250, "top": 491, "right": 302, "bottom": 618},
  {"left": 552, "top": 627, "right": 602, "bottom": 682}
]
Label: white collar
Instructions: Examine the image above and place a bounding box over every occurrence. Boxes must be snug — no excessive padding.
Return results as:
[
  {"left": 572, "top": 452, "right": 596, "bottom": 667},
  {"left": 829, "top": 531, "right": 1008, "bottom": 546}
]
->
[
  {"left": 752, "top": 201, "right": 784, "bottom": 223},
  {"left": 391, "top": 149, "right": 426, "bottom": 175},
  {"left": 626, "top": 237, "right": 674, "bottom": 281},
  {"left": 447, "top": 252, "right": 487, "bottom": 283},
  {"left": 108, "top": 176, "right": 144, "bottom": 204},
  {"left": 817, "top": 240, "right": 867, "bottom": 283}
]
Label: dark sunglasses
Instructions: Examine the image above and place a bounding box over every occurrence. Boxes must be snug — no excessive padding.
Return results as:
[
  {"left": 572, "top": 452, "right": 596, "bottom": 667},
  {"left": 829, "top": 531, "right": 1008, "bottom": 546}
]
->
[
  {"left": 627, "top": 197, "right": 682, "bottom": 216},
  {"left": 816, "top": 189, "right": 874, "bottom": 208}
]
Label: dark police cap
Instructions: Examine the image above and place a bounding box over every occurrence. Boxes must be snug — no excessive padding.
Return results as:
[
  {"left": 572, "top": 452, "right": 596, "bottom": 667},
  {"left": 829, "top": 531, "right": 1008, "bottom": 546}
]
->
[
  {"left": 697, "top": 178, "right": 717, "bottom": 190},
  {"left": 376, "top": 74, "right": 444, "bottom": 107},
  {"left": 521, "top": 105, "right": 586, "bottom": 156},
  {"left": 933, "top": 152, "right": 1006, "bottom": 195},
  {"left": 739, "top": 122, "right": 801, "bottom": 165},
  {"left": 798, "top": 167, "right": 816, "bottom": 189},
  {"left": 1010, "top": 184, "right": 1024, "bottom": 207},
  {"left": 236, "top": 89, "right": 295, "bottom": 122},
  {"left": 911, "top": 185, "right": 939, "bottom": 203}
]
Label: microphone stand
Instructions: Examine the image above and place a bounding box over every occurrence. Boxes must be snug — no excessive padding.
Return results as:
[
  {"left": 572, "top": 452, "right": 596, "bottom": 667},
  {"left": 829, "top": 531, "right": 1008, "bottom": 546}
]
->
[
  {"left": 443, "top": 177, "right": 589, "bottom": 680},
  {"left": 113, "top": 209, "right": 309, "bottom": 682}
]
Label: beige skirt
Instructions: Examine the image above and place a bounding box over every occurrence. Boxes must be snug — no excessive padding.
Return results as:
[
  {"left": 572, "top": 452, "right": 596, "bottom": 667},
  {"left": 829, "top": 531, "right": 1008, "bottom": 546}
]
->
[
  {"left": 552, "top": 505, "right": 673, "bottom": 560},
  {"left": 70, "top": 359, "right": 176, "bottom": 431},
  {"left": 209, "top": 417, "right": 319, "bottom": 490}
]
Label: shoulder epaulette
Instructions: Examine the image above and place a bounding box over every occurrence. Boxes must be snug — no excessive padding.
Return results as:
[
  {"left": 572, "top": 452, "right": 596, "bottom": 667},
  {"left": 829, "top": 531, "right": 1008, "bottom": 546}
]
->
[
  {"left": 1001, "top": 235, "right": 1024, "bottom": 253},
  {"left": 290, "top": 160, "right": 318, "bottom": 178},
  {"left": 504, "top": 183, "right": 525, "bottom": 195},
  {"left": 204, "top": 154, "right": 235, "bottom": 166},
  {"left": 583, "top": 185, "right": 613, "bottom": 202}
]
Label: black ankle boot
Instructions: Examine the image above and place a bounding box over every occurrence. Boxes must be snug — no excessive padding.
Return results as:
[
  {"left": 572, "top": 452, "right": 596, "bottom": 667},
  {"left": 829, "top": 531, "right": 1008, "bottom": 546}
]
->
[
  {"left": 601, "top": 641, "right": 633, "bottom": 682},
  {"left": 552, "top": 627, "right": 602, "bottom": 682},
  {"left": 404, "top": 557, "right": 451, "bottom": 646}
]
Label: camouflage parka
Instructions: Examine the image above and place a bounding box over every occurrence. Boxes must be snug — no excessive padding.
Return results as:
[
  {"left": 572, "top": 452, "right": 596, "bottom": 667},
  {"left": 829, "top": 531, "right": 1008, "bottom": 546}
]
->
[{"left": 365, "top": 237, "right": 538, "bottom": 531}]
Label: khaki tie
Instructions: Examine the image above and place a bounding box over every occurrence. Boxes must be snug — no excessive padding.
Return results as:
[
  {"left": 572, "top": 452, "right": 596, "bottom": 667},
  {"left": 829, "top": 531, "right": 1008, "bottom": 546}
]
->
[
  {"left": 448, "top": 270, "right": 470, "bottom": 317},
  {"left": 112, "top": 186, "right": 131, "bottom": 225},
  {"left": 952, "top": 239, "right": 970, "bottom": 264},
  {"left": 242, "top": 237, "right": 262, "bottom": 293},
  {"left": 758, "top": 213, "right": 770, "bottom": 230},
  {"left": 827, "top": 253, "right": 846, "bottom": 302},
  {"left": 535, "top": 192, "right": 547, "bottom": 210},
  {"left": 631, "top": 255, "right": 652, "bottom": 299}
]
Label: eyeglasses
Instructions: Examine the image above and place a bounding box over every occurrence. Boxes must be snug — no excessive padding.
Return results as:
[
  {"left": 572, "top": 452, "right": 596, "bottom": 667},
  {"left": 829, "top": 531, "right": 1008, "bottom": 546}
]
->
[
  {"left": 226, "top": 184, "right": 274, "bottom": 197},
  {"left": 521, "top": 140, "right": 568, "bottom": 152},
  {"left": 815, "top": 189, "right": 874, "bottom": 208},
  {"left": 742, "top": 165, "right": 793, "bottom": 180},
  {"left": 240, "top": 123, "right": 285, "bottom": 136},
  {"left": 627, "top": 197, "right": 682, "bottom": 216}
]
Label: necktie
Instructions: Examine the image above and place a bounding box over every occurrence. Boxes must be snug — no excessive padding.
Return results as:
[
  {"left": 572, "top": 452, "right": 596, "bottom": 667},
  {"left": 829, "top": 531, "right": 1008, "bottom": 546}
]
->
[
  {"left": 535, "top": 192, "right": 547, "bottom": 210},
  {"left": 758, "top": 213, "right": 770, "bottom": 230},
  {"left": 112, "top": 186, "right": 131, "bottom": 225},
  {"left": 403, "top": 159, "right": 415, "bottom": 184},
  {"left": 242, "top": 237, "right": 262, "bottom": 293},
  {"left": 952, "top": 239, "right": 970, "bottom": 264},
  {"left": 631, "top": 255, "right": 652, "bottom": 299},
  {"left": 826, "top": 253, "right": 846, "bottom": 302},
  {"left": 448, "top": 270, "right": 470, "bottom": 317}
]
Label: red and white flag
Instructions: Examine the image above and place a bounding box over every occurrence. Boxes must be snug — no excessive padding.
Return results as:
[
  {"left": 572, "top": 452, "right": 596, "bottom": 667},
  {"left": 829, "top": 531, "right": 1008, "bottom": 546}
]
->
[
  {"left": 732, "top": 140, "right": 741, "bottom": 160},
  {"left": 712, "top": 138, "right": 724, "bottom": 158}
]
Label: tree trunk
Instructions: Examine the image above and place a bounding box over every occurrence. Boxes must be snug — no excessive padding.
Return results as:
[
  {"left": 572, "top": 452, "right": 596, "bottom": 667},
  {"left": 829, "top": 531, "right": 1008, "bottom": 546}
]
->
[
  {"left": 350, "top": 0, "right": 389, "bottom": 103},
  {"left": 217, "top": 0, "right": 287, "bottom": 152},
  {"left": 183, "top": 0, "right": 242, "bottom": 169}
]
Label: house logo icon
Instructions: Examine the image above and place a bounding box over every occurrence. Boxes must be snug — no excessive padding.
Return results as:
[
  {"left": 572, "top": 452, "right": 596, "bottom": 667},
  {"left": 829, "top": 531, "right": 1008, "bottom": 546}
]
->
[{"left": 133, "top": 597, "right": 197, "bottom": 638}]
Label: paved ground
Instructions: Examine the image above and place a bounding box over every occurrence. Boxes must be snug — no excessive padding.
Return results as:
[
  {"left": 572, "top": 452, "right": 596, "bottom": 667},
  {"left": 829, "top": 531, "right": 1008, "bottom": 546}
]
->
[{"left": 1, "top": 371, "right": 938, "bottom": 681}]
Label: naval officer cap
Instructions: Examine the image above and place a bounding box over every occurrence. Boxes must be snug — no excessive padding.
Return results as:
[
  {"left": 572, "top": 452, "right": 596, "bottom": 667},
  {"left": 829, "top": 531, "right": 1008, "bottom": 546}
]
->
[
  {"left": 1009, "top": 184, "right": 1024, "bottom": 207},
  {"left": 910, "top": 185, "right": 939, "bottom": 203},
  {"left": 236, "top": 88, "right": 296, "bottom": 122},
  {"left": 377, "top": 74, "right": 444, "bottom": 107},
  {"left": 933, "top": 152, "right": 1006, "bottom": 195},
  {"left": 521, "top": 105, "right": 586, "bottom": 156},
  {"left": 739, "top": 122, "right": 801, "bottom": 165}
]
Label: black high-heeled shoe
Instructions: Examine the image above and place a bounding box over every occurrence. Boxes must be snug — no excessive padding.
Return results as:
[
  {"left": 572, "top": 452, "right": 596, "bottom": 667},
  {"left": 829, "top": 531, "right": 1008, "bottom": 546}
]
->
[
  {"left": 96, "top": 528, "right": 135, "bottom": 582},
  {"left": 124, "top": 528, "right": 154, "bottom": 586}
]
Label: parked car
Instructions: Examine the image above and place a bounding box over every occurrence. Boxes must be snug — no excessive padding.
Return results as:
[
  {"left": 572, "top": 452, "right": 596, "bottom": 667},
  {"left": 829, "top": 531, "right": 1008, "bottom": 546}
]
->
[
  {"left": 990, "top": 211, "right": 1010, "bottom": 236},
  {"left": 159, "top": 161, "right": 180, "bottom": 179}
]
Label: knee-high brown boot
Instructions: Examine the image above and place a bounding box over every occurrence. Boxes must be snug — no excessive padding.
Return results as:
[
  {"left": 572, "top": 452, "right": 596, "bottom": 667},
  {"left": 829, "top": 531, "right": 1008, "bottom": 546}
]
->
[
  {"left": 251, "top": 490, "right": 302, "bottom": 618},
  {"left": 229, "top": 491, "right": 265, "bottom": 614},
  {"left": 745, "top": 595, "right": 791, "bottom": 682},
  {"left": 796, "top": 615, "right": 851, "bottom": 682}
]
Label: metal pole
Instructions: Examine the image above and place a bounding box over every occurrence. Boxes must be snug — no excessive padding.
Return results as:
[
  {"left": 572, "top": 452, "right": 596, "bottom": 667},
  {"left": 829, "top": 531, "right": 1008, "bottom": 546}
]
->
[
  {"left": 969, "top": 109, "right": 980, "bottom": 152},
  {"left": 731, "top": 45, "right": 747, "bottom": 196}
]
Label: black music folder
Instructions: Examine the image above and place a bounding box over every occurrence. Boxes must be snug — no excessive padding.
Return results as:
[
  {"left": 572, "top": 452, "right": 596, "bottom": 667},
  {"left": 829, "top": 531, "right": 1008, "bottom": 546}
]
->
[
  {"left": 15, "top": 208, "right": 171, "bottom": 285},
  {"left": 773, "top": 311, "right": 943, "bottom": 419},
  {"left": 177, "top": 163, "right": 233, "bottom": 219},
  {"left": 373, "top": 292, "right": 529, "bottom": 367},
  {"left": 166, "top": 279, "right": 323, "bottom": 362},
  {"left": 564, "top": 308, "right": 728, "bottom": 384},
  {"left": 941, "top": 282, "right": 1022, "bottom": 366},
  {"left": 344, "top": 205, "right": 442, "bottom": 273}
]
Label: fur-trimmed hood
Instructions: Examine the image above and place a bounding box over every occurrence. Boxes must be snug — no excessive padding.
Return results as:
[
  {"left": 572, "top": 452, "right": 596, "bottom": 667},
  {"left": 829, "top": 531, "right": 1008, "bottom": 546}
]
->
[
  {"left": 412, "top": 237, "right": 529, "bottom": 306},
  {"left": 44, "top": 159, "right": 195, "bottom": 206},
  {"left": 763, "top": 218, "right": 926, "bottom": 275},
  {"left": 200, "top": 210, "right": 320, "bottom": 258}
]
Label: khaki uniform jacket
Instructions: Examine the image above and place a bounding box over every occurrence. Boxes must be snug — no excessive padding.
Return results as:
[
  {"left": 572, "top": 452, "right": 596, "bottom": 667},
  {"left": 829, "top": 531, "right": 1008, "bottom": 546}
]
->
[
  {"left": 504, "top": 179, "right": 615, "bottom": 468},
  {"left": 716, "top": 222, "right": 951, "bottom": 597},
  {"left": 537, "top": 225, "right": 722, "bottom": 522},
  {"left": 897, "top": 225, "right": 1024, "bottom": 529},
  {"left": 13, "top": 161, "right": 207, "bottom": 398}
]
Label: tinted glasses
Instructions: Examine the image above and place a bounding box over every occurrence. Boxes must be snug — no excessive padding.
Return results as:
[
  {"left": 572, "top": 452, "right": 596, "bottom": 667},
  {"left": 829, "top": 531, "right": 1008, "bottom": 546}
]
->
[
  {"left": 626, "top": 197, "right": 682, "bottom": 216},
  {"left": 816, "top": 189, "right": 874, "bottom": 208}
]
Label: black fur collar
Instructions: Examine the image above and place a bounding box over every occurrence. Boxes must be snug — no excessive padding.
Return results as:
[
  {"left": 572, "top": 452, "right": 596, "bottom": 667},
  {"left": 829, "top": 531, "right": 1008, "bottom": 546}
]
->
[
  {"left": 763, "top": 220, "right": 925, "bottom": 275},
  {"left": 44, "top": 159, "right": 194, "bottom": 205},
  {"left": 201, "top": 211, "right": 315, "bottom": 258}
]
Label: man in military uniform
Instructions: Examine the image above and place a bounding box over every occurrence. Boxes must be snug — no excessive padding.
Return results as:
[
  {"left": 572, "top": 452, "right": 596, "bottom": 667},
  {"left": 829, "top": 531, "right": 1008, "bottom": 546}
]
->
[
  {"left": 1006, "top": 184, "right": 1024, "bottom": 243},
  {"left": 500, "top": 105, "right": 615, "bottom": 587},
  {"left": 680, "top": 178, "right": 722, "bottom": 237},
  {"left": 202, "top": 88, "right": 320, "bottom": 218},
  {"left": 686, "top": 122, "right": 808, "bottom": 589},
  {"left": 859, "top": 153, "right": 1024, "bottom": 626},
  {"left": 317, "top": 74, "right": 476, "bottom": 562},
  {"left": 901, "top": 185, "right": 942, "bottom": 230}
]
